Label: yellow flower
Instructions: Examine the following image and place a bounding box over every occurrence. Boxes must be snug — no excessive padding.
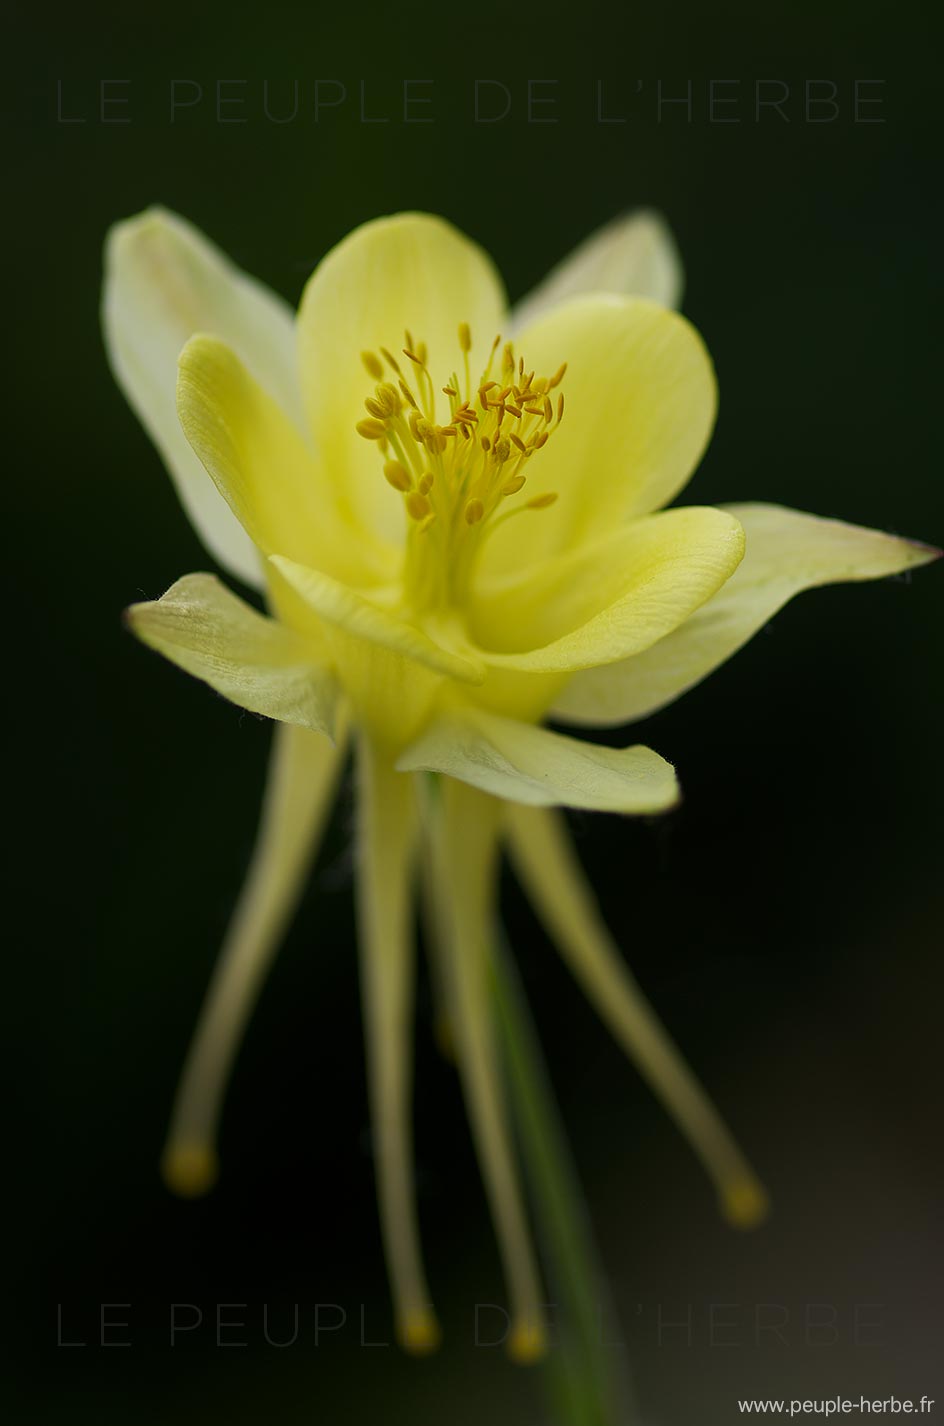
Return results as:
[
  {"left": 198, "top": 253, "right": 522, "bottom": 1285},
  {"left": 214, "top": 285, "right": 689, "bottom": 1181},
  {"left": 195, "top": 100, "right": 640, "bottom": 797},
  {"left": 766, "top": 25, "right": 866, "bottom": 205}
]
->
[{"left": 103, "top": 207, "right": 938, "bottom": 1361}]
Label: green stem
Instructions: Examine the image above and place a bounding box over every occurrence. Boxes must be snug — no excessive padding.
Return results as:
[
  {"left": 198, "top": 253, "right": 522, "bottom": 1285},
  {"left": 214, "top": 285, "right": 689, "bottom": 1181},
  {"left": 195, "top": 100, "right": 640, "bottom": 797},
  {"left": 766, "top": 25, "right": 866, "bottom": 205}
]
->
[{"left": 490, "top": 931, "right": 637, "bottom": 1426}]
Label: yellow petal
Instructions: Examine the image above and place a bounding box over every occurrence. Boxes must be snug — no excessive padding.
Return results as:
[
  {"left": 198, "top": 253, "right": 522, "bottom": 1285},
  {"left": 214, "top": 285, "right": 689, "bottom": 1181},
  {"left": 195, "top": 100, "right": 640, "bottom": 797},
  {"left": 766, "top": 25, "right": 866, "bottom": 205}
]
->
[
  {"left": 511, "top": 210, "right": 682, "bottom": 332},
  {"left": 126, "top": 573, "right": 337, "bottom": 735},
  {"left": 397, "top": 707, "right": 679, "bottom": 813},
  {"left": 103, "top": 207, "right": 301, "bottom": 588},
  {"left": 177, "top": 336, "right": 384, "bottom": 585},
  {"left": 356, "top": 738, "right": 438, "bottom": 1351},
  {"left": 505, "top": 804, "right": 769, "bottom": 1230},
  {"left": 297, "top": 213, "right": 507, "bottom": 542},
  {"left": 270, "top": 555, "right": 485, "bottom": 685},
  {"left": 163, "top": 722, "right": 347, "bottom": 1196},
  {"left": 484, "top": 295, "right": 717, "bottom": 576},
  {"left": 553, "top": 503, "right": 942, "bottom": 727},
  {"left": 471, "top": 506, "right": 744, "bottom": 672},
  {"left": 437, "top": 778, "right": 547, "bottom": 1358}
]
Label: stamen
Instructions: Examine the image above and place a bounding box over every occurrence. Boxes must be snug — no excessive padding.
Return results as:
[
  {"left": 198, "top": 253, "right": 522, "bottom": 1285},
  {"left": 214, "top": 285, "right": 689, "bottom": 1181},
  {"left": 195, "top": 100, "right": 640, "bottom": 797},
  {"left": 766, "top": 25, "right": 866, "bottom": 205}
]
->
[
  {"left": 353, "top": 321, "right": 567, "bottom": 608},
  {"left": 357, "top": 417, "right": 387, "bottom": 441},
  {"left": 362, "top": 350, "right": 384, "bottom": 380},
  {"left": 406, "top": 491, "right": 431, "bottom": 521},
  {"left": 384, "top": 460, "right": 413, "bottom": 492}
]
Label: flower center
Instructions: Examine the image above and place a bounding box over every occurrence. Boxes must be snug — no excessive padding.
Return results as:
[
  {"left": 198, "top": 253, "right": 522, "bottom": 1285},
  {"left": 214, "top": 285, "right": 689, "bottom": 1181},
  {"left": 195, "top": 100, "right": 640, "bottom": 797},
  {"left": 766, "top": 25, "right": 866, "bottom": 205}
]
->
[{"left": 356, "top": 325, "right": 566, "bottom": 612}]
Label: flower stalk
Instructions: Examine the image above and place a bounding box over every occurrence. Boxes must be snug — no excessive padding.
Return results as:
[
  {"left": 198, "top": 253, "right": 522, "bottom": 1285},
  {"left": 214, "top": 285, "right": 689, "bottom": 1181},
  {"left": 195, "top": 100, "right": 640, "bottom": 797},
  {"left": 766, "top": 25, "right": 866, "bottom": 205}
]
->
[{"left": 492, "top": 930, "right": 635, "bottom": 1425}]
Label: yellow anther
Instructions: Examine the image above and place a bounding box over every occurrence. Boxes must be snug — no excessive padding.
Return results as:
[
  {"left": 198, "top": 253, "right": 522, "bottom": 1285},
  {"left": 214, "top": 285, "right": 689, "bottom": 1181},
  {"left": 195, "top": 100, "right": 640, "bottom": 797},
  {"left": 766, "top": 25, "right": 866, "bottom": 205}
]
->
[
  {"left": 355, "top": 325, "right": 567, "bottom": 605},
  {"left": 374, "top": 382, "right": 401, "bottom": 415},
  {"left": 549, "top": 362, "right": 567, "bottom": 388},
  {"left": 356, "top": 417, "right": 387, "bottom": 441},
  {"left": 383, "top": 460, "right": 413, "bottom": 492},
  {"left": 556, "top": 393, "right": 565, "bottom": 423},
  {"left": 398, "top": 379, "right": 418, "bottom": 409},
  {"left": 361, "top": 350, "right": 384, "bottom": 380},
  {"left": 406, "top": 491, "right": 431, "bottom": 521}
]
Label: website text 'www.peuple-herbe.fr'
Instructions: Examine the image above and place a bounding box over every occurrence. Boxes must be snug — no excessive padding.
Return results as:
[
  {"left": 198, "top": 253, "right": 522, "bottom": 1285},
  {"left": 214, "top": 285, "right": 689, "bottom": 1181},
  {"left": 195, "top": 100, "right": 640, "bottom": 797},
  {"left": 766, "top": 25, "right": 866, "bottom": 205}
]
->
[{"left": 738, "top": 1400, "right": 935, "bottom": 1417}]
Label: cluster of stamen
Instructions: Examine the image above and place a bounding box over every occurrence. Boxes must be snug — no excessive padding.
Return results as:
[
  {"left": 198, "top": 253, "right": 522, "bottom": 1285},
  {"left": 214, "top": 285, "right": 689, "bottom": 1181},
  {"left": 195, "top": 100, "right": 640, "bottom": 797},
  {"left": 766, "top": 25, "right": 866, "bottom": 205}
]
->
[{"left": 356, "top": 324, "right": 565, "bottom": 607}]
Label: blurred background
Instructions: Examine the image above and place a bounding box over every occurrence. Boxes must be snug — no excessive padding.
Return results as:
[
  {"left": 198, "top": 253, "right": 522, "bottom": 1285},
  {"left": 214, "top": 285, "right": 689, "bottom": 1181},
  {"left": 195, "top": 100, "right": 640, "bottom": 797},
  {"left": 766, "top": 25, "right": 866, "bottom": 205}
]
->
[{"left": 10, "top": 1, "right": 942, "bottom": 1421}]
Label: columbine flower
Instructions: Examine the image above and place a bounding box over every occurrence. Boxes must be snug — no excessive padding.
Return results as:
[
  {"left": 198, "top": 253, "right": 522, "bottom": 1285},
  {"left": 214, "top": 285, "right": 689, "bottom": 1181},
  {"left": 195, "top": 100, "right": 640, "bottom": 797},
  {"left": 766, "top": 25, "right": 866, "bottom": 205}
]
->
[{"left": 103, "top": 207, "right": 938, "bottom": 1360}]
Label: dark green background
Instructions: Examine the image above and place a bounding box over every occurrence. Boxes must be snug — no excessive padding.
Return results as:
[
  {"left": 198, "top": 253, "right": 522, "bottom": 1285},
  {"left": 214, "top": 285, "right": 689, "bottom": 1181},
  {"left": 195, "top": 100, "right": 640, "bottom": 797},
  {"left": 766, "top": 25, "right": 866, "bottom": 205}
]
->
[{"left": 11, "top": 2, "right": 942, "bottom": 1421}]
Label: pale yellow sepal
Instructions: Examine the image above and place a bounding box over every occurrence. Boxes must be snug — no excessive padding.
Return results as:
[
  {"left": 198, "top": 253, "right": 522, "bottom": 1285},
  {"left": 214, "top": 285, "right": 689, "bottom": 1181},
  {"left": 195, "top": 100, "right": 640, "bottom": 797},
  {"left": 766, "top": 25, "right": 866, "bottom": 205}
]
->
[
  {"left": 103, "top": 207, "right": 300, "bottom": 588},
  {"left": 398, "top": 707, "right": 679, "bottom": 813},
  {"left": 126, "top": 573, "right": 338, "bottom": 735},
  {"left": 554, "top": 504, "right": 942, "bottom": 727},
  {"left": 511, "top": 209, "right": 683, "bottom": 332}
]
